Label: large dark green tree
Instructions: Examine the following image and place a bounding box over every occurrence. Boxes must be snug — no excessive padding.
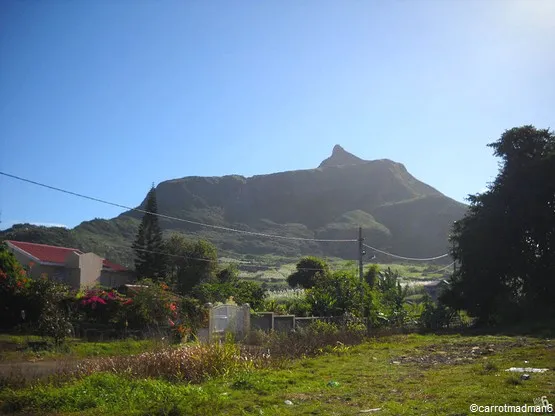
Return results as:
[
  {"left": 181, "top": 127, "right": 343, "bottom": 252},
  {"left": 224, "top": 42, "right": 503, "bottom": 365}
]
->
[
  {"left": 164, "top": 233, "right": 218, "bottom": 294},
  {"left": 132, "top": 185, "right": 166, "bottom": 280},
  {"left": 443, "top": 126, "right": 555, "bottom": 324},
  {"left": 287, "top": 256, "right": 330, "bottom": 289}
]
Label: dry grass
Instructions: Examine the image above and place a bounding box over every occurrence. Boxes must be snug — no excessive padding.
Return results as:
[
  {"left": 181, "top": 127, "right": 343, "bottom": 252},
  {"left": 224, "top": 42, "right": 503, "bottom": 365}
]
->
[
  {"left": 72, "top": 340, "right": 272, "bottom": 383},
  {"left": 245, "top": 323, "right": 367, "bottom": 359}
]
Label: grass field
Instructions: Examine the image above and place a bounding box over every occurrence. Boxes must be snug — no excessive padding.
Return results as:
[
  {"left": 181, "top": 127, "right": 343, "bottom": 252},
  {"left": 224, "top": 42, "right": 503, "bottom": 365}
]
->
[
  {"left": 0, "top": 335, "right": 163, "bottom": 363},
  {"left": 1, "top": 332, "right": 553, "bottom": 415}
]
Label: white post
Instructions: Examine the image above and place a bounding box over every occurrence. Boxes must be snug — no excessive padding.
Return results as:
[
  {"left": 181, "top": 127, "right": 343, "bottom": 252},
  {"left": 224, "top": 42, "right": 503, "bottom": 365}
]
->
[
  {"left": 242, "top": 303, "right": 251, "bottom": 338},
  {"left": 205, "top": 303, "right": 213, "bottom": 343}
]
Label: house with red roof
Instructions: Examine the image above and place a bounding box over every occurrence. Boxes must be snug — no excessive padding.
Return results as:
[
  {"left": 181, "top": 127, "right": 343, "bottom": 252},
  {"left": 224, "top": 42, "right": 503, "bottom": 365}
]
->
[{"left": 4, "top": 240, "right": 134, "bottom": 289}]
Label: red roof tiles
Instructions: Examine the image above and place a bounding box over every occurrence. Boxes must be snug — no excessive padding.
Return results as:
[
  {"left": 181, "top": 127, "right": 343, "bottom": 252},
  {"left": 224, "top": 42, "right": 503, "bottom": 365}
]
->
[
  {"left": 5, "top": 240, "right": 127, "bottom": 271},
  {"left": 102, "top": 259, "right": 128, "bottom": 272}
]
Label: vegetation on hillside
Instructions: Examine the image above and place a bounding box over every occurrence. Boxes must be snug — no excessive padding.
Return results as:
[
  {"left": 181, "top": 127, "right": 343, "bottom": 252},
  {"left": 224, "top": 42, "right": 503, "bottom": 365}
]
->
[{"left": 0, "top": 150, "right": 467, "bottom": 265}]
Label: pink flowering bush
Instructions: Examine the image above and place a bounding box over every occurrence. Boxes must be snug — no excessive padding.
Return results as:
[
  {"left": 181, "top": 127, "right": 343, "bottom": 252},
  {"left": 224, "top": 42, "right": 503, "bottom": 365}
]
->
[
  {"left": 74, "top": 279, "right": 187, "bottom": 340},
  {"left": 75, "top": 288, "right": 130, "bottom": 328}
]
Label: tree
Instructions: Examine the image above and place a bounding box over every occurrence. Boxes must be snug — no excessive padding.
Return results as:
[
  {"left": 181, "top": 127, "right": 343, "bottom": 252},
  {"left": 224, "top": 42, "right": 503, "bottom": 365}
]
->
[
  {"left": 164, "top": 234, "right": 218, "bottom": 294},
  {"left": 231, "top": 281, "right": 266, "bottom": 310},
  {"left": 192, "top": 280, "right": 266, "bottom": 311},
  {"left": 443, "top": 126, "right": 555, "bottom": 324},
  {"left": 132, "top": 185, "right": 166, "bottom": 280},
  {"left": 364, "top": 264, "right": 380, "bottom": 288},
  {"left": 375, "top": 267, "right": 409, "bottom": 326},
  {"left": 287, "top": 256, "right": 330, "bottom": 289},
  {"left": 0, "top": 242, "right": 31, "bottom": 329},
  {"left": 216, "top": 264, "right": 239, "bottom": 284},
  {"left": 306, "top": 270, "right": 371, "bottom": 317}
]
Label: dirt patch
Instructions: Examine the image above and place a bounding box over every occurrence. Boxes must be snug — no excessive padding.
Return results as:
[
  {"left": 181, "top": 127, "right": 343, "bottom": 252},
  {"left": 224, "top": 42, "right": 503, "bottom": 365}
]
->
[
  {"left": 390, "top": 340, "right": 527, "bottom": 368},
  {"left": 0, "top": 341, "right": 20, "bottom": 353},
  {"left": 0, "top": 359, "right": 82, "bottom": 387}
]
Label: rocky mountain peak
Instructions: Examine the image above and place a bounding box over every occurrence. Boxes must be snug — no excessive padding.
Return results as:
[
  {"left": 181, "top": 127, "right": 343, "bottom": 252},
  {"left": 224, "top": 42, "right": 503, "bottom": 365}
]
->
[{"left": 318, "top": 145, "right": 366, "bottom": 168}]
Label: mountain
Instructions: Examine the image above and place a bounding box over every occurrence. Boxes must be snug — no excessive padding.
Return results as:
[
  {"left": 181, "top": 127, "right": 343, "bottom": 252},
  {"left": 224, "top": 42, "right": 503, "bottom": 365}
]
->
[
  {"left": 319, "top": 144, "right": 366, "bottom": 168},
  {"left": 1, "top": 146, "right": 467, "bottom": 267}
]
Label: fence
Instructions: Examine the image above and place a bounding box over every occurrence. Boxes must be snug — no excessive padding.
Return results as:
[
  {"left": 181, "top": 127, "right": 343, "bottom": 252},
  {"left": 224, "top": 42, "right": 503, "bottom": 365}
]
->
[
  {"left": 250, "top": 313, "right": 364, "bottom": 333},
  {"left": 71, "top": 307, "right": 475, "bottom": 342}
]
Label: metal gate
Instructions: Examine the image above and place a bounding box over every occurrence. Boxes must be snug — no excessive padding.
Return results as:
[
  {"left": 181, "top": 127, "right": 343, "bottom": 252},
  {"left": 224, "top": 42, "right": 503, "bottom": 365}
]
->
[
  {"left": 212, "top": 304, "right": 240, "bottom": 334},
  {"left": 207, "top": 304, "right": 250, "bottom": 341}
]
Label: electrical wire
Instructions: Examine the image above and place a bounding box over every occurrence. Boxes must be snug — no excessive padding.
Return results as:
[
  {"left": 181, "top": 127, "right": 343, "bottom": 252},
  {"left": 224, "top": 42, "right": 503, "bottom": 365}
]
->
[
  {"left": 2, "top": 171, "right": 454, "bottom": 265},
  {"left": 363, "top": 243, "right": 449, "bottom": 261},
  {"left": 433, "top": 261, "right": 456, "bottom": 273},
  {"left": 105, "top": 243, "right": 324, "bottom": 271}
]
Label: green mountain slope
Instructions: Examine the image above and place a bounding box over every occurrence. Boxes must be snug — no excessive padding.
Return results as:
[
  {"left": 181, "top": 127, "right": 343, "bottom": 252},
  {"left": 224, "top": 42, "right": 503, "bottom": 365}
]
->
[{"left": 1, "top": 145, "right": 467, "bottom": 267}]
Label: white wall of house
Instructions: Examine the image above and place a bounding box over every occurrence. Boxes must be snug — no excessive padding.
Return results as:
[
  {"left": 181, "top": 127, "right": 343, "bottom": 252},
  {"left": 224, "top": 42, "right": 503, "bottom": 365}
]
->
[{"left": 78, "top": 252, "right": 104, "bottom": 287}]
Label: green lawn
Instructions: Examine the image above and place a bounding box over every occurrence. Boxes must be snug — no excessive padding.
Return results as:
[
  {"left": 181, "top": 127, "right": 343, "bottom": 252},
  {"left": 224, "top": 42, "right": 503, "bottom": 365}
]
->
[{"left": 2, "top": 333, "right": 553, "bottom": 415}]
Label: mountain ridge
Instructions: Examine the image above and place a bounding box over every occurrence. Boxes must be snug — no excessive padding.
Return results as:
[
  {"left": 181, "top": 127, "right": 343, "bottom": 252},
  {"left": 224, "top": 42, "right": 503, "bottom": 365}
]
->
[{"left": 1, "top": 146, "right": 467, "bottom": 267}]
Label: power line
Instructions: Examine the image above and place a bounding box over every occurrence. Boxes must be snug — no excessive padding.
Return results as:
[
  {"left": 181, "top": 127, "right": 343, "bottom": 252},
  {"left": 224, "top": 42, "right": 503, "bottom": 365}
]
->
[
  {"left": 105, "top": 243, "right": 325, "bottom": 271},
  {"left": 434, "top": 261, "right": 456, "bottom": 273},
  {"left": 0, "top": 171, "right": 356, "bottom": 243},
  {"left": 363, "top": 243, "right": 449, "bottom": 261},
  {"left": 3, "top": 171, "right": 453, "bottom": 263}
]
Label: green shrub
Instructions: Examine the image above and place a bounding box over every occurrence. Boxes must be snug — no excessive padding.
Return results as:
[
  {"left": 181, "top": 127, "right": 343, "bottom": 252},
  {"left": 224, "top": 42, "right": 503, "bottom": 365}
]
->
[
  {"left": 193, "top": 280, "right": 266, "bottom": 311},
  {"left": 124, "top": 279, "right": 179, "bottom": 331},
  {"left": 0, "top": 244, "right": 74, "bottom": 336},
  {"left": 374, "top": 267, "right": 410, "bottom": 326},
  {"left": 306, "top": 270, "right": 371, "bottom": 317},
  {"left": 37, "top": 301, "right": 73, "bottom": 345},
  {"left": 286, "top": 297, "right": 312, "bottom": 316},
  {"left": 419, "top": 296, "right": 457, "bottom": 330},
  {"left": 306, "top": 321, "right": 339, "bottom": 335},
  {"left": 0, "top": 243, "right": 31, "bottom": 329}
]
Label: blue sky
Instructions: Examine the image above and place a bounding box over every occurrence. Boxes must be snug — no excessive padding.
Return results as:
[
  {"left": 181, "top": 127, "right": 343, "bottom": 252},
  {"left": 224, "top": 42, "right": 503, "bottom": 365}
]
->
[{"left": 1, "top": 0, "right": 554, "bottom": 230}]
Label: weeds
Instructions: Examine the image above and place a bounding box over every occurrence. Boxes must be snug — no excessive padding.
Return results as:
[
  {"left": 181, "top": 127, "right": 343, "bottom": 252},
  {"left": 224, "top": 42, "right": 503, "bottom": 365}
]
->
[
  {"left": 73, "top": 339, "right": 271, "bottom": 383},
  {"left": 481, "top": 361, "right": 499, "bottom": 373},
  {"left": 505, "top": 374, "right": 522, "bottom": 386},
  {"left": 245, "top": 321, "right": 366, "bottom": 359},
  {"left": 1, "top": 334, "right": 553, "bottom": 416}
]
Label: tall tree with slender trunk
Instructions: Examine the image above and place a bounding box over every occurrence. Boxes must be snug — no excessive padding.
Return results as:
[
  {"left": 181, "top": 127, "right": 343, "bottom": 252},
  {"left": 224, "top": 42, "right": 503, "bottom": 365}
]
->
[{"left": 132, "top": 185, "right": 166, "bottom": 280}]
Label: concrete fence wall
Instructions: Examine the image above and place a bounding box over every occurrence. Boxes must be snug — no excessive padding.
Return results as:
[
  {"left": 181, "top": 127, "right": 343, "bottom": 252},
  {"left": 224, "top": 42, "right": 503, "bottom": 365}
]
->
[
  {"left": 250, "top": 312, "right": 274, "bottom": 332},
  {"left": 198, "top": 307, "right": 361, "bottom": 342},
  {"left": 250, "top": 313, "right": 338, "bottom": 333}
]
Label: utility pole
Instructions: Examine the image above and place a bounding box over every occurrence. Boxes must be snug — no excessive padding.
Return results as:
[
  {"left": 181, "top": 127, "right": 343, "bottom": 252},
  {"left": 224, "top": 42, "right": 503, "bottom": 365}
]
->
[
  {"left": 358, "top": 227, "right": 368, "bottom": 329},
  {"left": 358, "top": 227, "right": 364, "bottom": 282}
]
